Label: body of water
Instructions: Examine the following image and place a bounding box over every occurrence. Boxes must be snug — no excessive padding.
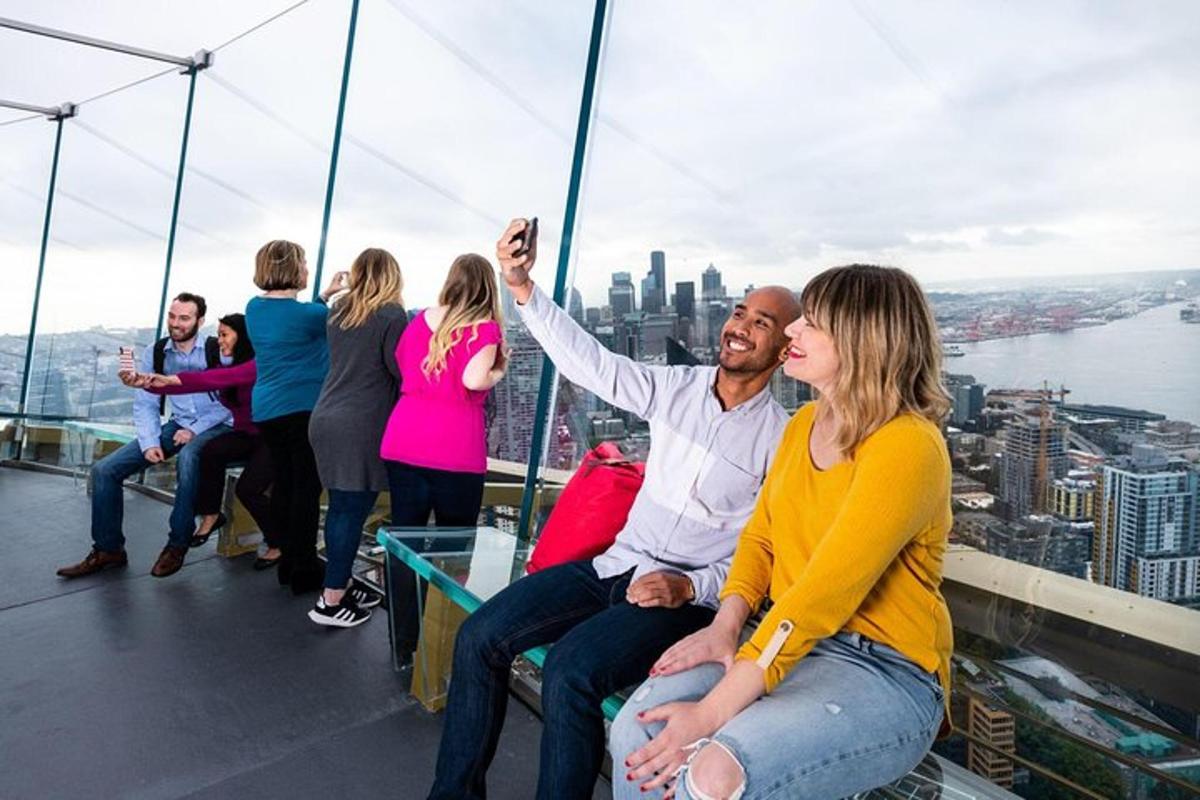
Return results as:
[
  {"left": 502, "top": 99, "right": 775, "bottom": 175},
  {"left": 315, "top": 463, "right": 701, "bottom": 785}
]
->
[{"left": 950, "top": 301, "right": 1200, "bottom": 425}]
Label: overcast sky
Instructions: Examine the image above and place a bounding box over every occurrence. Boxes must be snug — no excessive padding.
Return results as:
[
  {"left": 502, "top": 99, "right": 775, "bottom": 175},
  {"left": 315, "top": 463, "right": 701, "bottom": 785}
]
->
[{"left": 2, "top": 0, "right": 1198, "bottom": 334}]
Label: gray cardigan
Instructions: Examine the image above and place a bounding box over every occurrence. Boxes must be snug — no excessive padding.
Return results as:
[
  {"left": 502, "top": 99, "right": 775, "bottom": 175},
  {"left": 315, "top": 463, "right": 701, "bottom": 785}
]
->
[{"left": 309, "top": 303, "right": 407, "bottom": 491}]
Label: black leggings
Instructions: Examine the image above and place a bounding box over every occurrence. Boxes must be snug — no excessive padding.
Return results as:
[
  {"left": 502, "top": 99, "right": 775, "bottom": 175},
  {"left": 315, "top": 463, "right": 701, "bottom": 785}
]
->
[
  {"left": 258, "top": 412, "right": 322, "bottom": 579},
  {"left": 195, "top": 430, "right": 280, "bottom": 549},
  {"left": 386, "top": 461, "right": 485, "bottom": 652}
]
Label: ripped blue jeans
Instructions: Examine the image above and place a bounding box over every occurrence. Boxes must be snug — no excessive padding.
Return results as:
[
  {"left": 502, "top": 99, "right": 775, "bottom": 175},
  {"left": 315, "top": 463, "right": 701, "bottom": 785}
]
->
[{"left": 609, "top": 631, "right": 944, "bottom": 800}]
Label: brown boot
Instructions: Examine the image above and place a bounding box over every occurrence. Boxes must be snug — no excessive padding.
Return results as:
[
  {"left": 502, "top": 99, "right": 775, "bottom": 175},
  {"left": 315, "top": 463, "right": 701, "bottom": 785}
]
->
[
  {"left": 150, "top": 546, "right": 187, "bottom": 578},
  {"left": 57, "top": 548, "right": 128, "bottom": 578}
]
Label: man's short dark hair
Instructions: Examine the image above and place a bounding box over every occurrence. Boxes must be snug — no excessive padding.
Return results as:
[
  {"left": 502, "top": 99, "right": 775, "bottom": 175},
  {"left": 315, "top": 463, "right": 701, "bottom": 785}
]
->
[{"left": 173, "top": 292, "right": 207, "bottom": 318}]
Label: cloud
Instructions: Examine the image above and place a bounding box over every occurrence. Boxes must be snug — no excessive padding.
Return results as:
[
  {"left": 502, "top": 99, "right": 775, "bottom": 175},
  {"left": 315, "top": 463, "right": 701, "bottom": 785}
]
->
[
  {"left": 984, "top": 227, "right": 1064, "bottom": 246},
  {"left": 0, "top": 0, "right": 1197, "bottom": 329}
]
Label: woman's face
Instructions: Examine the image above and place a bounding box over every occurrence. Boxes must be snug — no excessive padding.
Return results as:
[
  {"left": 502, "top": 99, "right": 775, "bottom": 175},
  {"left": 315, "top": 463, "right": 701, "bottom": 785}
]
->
[
  {"left": 782, "top": 314, "right": 840, "bottom": 392},
  {"left": 216, "top": 323, "right": 237, "bottom": 357}
]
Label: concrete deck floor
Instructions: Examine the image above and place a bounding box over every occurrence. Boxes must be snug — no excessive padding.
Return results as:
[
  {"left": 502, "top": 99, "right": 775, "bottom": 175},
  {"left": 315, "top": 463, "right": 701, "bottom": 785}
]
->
[{"left": 0, "top": 465, "right": 607, "bottom": 799}]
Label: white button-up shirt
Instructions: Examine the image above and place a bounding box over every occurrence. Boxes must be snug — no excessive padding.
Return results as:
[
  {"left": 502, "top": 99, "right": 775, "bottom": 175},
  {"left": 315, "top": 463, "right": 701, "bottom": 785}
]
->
[{"left": 517, "top": 286, "right": 790, "bottom": 608}]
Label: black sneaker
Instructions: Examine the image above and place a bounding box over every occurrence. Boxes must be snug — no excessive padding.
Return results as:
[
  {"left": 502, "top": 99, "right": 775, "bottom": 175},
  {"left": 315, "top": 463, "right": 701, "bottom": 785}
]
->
[
  {"left": 308, "top": 596, "right": 371, "bottom": 628},
  {"left": 348, "top": 585, "right": 382, "bottom": 610}
]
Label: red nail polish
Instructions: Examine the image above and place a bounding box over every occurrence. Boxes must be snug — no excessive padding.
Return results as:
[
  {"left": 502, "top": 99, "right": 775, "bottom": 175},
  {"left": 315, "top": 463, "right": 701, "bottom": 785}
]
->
[{"left": 626, "top": 773, "right": 634, "bottom": 781}]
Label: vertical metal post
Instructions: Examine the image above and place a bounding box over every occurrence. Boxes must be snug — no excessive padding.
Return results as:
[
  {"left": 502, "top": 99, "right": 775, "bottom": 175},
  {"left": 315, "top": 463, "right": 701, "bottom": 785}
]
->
[
  {"left": 155, "top": 67, "right": 200, "bottom": 337},
  {"left": 516, "top": 0, "right": 610, "bottom": 542},
  {"left": 312, "top": 0, "right": 361, "bottom": 299},
  {"left": 17, "top": 114, "right": 68, "bottom": 415}
]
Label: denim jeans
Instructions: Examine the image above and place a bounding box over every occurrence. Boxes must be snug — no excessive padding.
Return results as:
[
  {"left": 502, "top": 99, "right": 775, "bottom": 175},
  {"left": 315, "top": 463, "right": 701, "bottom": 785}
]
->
[
  {"left": 429, "top": 559, "right": 715, "bottom": 800},
  {"left": 609, "top": 631, "right": 945, "bottom": 800},
  {"left": 323, "top": 489, "right": 378, "bottom": 591},
  {"left": 90, "top": 420, "right": 233, "bottom": 552}
]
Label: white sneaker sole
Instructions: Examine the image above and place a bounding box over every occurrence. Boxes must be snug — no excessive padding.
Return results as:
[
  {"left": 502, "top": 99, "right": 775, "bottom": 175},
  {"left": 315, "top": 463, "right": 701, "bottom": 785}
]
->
[{"left": 308, "top": 608, "right": 371, "bottom": 628}]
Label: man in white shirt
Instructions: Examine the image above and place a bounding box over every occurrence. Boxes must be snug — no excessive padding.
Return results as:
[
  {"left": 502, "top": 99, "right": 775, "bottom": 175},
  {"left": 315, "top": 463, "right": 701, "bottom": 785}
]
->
[{"left": 427, "top": 220, "right": 800, "bottom": 800}]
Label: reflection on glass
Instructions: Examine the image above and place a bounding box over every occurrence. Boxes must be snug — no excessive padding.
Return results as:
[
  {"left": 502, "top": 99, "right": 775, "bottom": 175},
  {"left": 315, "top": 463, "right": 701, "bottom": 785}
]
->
[
  {"left": 561, "top": 3, "right": 1199, "bottom": 798},
  {"left": 0, "top": 118, "right": 52, "bottom": 414},
  {"left": 328, "top": 1, "right": 594, "bottom": 494},
  {"left": 23, "top": 76, "right": 186, "bottom": 426}
]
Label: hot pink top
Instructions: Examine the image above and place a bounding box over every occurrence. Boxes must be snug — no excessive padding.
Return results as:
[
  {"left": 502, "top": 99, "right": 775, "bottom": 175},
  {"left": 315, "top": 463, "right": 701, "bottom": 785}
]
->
[{"left": 380, "top": 311, "right": 502, "bottom": 474}]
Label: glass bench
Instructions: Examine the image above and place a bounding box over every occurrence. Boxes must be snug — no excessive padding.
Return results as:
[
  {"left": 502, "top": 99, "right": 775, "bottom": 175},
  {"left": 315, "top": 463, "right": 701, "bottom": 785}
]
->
[
  {"left": 377, "top": 525, "right": 626, "bottom": 721},
  {"left": 376, "top": 526, "right": 1017, "bottom": 799}
]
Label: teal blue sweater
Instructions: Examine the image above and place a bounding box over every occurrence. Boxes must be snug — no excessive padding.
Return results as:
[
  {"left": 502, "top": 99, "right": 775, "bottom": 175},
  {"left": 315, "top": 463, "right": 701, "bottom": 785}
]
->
[{"left": 245, "top": 295, "right": 330, "bottom": 422}]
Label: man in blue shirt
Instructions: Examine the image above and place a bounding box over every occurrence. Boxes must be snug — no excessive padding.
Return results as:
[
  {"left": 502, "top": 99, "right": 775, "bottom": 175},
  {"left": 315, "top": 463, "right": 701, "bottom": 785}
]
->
[{"left": 57, "top": 293, "right": 234, "bottom": 580}]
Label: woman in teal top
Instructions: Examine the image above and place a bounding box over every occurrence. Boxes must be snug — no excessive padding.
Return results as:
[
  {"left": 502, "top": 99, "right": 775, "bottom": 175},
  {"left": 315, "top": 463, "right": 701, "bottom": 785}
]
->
[{"left": 245, "top": 239, "right": 345, "bottom": 594}]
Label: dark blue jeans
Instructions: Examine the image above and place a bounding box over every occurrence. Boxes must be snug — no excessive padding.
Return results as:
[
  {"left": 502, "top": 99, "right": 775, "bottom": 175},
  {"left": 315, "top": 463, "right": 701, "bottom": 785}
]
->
[
  {"left": 90, "top": 420, "right": 233, "bottom": 552},
  {"left": 429, "top": 560, "right": 715, "bottom": 800},
  {"left": 323, "top": 489, "right": 378, "bottom": 591}
]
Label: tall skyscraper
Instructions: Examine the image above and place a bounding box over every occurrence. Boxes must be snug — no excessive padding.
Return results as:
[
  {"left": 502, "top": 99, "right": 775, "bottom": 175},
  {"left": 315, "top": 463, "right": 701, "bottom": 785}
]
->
[
  {"left": 701, "top": 263, "right": 725, "bottom": 301},
  {"left": 967, "top": 698, "right": 1015, "bottom": 789},
  {"left": 998, "top": 415, "right": 1069, "bottom": 519},
  {"left": 568, "top": 288, "right": 584, "bottom": 325},
  {"left": 609, "top": 272, "right": 635, "bottom": 318},
  {"left": 952, "top": 383, "right": 986, "bottom": 427},
  {"left": 647, "top": 250, "right": 666, "bottom": 312},
  {"left": 1094, "top": 445, "right": 1200, "bottom": 601},
  {"left": 640, "top": 273, "right": 663, "bottom": 314},
  {"left": 674, "top": 281, "right": 696, "bottom": 323}
]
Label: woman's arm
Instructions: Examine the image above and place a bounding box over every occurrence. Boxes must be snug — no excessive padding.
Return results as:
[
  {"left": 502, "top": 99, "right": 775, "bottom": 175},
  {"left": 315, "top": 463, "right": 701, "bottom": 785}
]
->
[
  {"left": 146, "top": 360, "right": 256, "bottom": 395},
  {"left": 460, "top": 322, "right": 505, "bottom": 391}
]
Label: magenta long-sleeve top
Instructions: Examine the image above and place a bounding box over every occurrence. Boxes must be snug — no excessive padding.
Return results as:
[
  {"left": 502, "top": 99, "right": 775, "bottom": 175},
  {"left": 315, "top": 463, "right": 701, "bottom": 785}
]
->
[{"left": 150, "top": 359, "right": 258, "bottom": 433}]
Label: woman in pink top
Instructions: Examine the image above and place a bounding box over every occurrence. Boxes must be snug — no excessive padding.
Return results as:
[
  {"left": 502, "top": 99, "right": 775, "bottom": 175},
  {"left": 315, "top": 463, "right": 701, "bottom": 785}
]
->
[{"left": 380, "top": 253, "right": 508, "bottom": 654}]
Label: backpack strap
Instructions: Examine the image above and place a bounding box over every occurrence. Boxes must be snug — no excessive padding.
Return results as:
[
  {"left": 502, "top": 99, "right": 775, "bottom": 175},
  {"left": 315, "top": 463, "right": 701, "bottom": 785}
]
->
[
  {"left": 152, "top": 337, "right": 169, "bottom": 416},
  {"left": 204, "top": 336, "right": 221, "bottom": 368}
]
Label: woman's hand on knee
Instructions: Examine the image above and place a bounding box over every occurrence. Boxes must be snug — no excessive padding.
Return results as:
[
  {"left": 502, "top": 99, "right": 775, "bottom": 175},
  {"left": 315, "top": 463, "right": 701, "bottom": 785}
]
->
[
  {"left": 625, "top": 701, "right": 721, "bottom": 794},
  {"left": 651, "top": 621, "right": 738, "bottom": 677}
]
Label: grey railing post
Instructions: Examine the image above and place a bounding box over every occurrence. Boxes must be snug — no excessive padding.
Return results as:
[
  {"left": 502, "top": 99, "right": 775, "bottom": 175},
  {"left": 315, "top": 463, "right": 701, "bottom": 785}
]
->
[
  {"left": 516, "top": 0, "right": 610, "bottom": 542},
  {"left": 311, "top": 0, "right": 361, "bottom": 299},
  {"left": 17, "top": 104, "right": 76, "bottom": 414}
]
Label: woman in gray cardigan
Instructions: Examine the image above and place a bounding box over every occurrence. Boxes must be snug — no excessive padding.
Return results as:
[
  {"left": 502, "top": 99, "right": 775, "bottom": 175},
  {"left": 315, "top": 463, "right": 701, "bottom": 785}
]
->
[{"left": 307, "top": 248, "right": 407, "bottom": 628}]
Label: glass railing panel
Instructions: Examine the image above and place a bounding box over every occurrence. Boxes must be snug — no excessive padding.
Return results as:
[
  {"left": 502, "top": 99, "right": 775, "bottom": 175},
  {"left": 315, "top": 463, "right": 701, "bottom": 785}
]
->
[
  {"left": 328, "top": 0, "right": 595, "bottom": 479},
  {"left": 18, "top": 75, "right": 187, "bottom": 469},
  {"left": 164, "top": 0, "right": 353, "bottom": 330},
  {"left": 0, "top": 115, "right": 52, "bottom": 418}
]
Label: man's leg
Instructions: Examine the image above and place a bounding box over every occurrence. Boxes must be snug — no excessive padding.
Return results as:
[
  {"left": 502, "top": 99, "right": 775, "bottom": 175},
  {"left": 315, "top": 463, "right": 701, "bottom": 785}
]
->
[
  {"left": 166, "top": 424, "right": 231, "bottom": 549},
  {"left": 536, "top": 598, "right": 716, "bottom": 800},
  {"left": 89, "top": 439, "right": 154, "bottom": 552},
  {"left": 429, "top": 561, "right": 616, "bottom": 800}
]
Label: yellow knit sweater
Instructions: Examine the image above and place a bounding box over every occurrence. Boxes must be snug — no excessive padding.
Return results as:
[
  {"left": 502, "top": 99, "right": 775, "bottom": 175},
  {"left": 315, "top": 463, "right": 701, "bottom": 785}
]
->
[{"left": 720, "top": 403, "right": 953, "bottom": 716}]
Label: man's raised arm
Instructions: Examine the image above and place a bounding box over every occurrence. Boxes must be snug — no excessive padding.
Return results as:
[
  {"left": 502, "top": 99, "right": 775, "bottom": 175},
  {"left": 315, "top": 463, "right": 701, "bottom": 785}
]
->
[{"left": 496, "top": 219, "right": 676, "bottom": 420}]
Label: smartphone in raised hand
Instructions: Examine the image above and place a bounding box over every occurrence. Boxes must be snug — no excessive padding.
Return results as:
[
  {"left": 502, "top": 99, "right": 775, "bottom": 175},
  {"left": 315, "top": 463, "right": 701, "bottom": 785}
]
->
[
  {"left": 512, "top": 217, "right": 538, "bottom": 257},
  {"left": 118, "top": 346, "right": 135, "bottom": 374}
]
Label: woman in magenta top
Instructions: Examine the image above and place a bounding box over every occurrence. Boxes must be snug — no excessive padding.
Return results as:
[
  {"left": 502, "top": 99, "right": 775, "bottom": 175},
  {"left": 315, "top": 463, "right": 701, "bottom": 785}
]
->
[
  {"left": 380, "top": 253, "right": 509, "bottom": 653},
  {"left": 139, "top": 313, "right": 281, "bottom": 567}
]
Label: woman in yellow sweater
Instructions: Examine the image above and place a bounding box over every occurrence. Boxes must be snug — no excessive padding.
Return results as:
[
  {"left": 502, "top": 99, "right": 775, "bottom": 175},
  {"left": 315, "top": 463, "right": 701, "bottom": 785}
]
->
[{"left": 611, "top": 264, "right": 953, "bottom": 800}]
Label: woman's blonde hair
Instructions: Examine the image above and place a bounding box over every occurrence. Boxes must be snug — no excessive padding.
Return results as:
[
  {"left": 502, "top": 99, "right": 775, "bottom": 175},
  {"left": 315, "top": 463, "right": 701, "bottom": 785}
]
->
[
  {"left": 423, "top": 253, "right": 503, "bottom": 379},
  {"left": 331, "top": 248, "right": 404, "bottom": 329},
  {"left": 801, "top": 264, "right": 951, "bottom": 456},
  {"left": 254, "top": 240, "right": 306, "bottom": 291}
]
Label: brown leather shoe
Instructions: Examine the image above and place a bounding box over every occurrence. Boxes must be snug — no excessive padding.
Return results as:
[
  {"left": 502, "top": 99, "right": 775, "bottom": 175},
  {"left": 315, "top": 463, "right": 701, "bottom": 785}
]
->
[
  {"left": 150, "top": 546, "right": 187, "bottom": 578},
  {"left": 57, "top": 548, "right": 128, "bottom": 579}
]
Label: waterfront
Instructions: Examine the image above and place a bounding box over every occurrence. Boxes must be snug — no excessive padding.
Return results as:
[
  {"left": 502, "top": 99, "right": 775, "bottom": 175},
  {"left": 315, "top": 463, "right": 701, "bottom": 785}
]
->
[{"left": 952, "top": 302, "right": 1200, "bottom": 425}]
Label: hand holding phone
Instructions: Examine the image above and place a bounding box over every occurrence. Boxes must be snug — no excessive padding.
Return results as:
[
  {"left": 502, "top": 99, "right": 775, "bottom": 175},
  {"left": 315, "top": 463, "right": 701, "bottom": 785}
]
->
[
  {"left": 512, "top": 216, "right": 538, "bottom": 257},
  {"left": 118, "top": 346, "right": 135, "bottom": 375}
]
